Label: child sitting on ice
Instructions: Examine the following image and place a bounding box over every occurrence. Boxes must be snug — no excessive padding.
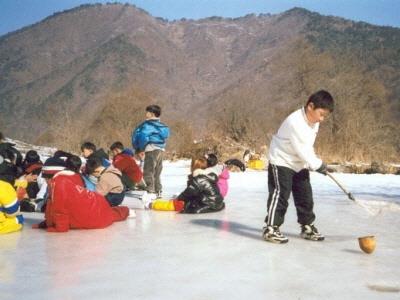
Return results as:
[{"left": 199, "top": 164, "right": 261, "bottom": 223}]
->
[
  {"left": 204, "top": 153, "right": 246, "bottom": 198},
  {"left": 81, "top": 142, "right": 111, "bottom": 167},
  {"left": 86, "top": 156, "right": 126, "bottom": 207},
  {"left": 109, "top": 141, "right": 144, "bottom": 190},
  {"left": 204, "top": 153, "right": 229, "bottom": 198},
  {"left": 149, "top": 154, "right": 245, "bottom": 212},
  {"left": 33, "top": 155, "right": 129, "bottom": 232},
  {"left": 18, "top": 150, "right": 44, "bottom": 212},
  {"left": 0, "top": 150, "right": 38, "bottom": 208},
  {"left": 150, "top": 157, "right": 225, "bottom": 213}
]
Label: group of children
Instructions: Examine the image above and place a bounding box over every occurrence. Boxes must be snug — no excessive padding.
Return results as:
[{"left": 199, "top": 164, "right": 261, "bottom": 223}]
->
[
  {"left": 1, "top": 91, "right": 335, "bottom": 245},
  {"left": 0, "top": 104, "right": 245, "bottom": 234}
]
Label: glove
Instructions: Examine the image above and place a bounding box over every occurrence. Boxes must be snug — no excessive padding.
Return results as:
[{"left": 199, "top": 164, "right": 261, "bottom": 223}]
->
[
  {"left": 224, "top": 159, "right": 246, "bottom": 172},
  {"left": 316, "top": 163, "right": 328, "bottom": 175}
]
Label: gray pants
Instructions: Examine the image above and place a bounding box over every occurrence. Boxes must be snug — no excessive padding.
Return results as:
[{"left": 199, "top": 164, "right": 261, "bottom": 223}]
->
[{"left": 143, "top": 149, "right": 163, "bottom": 194}]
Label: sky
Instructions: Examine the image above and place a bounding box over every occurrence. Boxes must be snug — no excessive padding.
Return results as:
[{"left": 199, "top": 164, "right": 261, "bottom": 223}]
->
[{"left": 0, "top": 0, "right": 399, "bottom": 37}]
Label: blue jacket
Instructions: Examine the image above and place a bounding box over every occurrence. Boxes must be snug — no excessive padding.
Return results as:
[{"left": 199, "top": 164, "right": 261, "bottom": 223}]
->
[{"left": 132, "top": 119, "right": 170, "bottom": 151}]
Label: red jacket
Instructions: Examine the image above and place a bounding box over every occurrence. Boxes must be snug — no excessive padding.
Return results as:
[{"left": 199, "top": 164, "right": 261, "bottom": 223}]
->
[
  {"left": 113, "top": 153, "right": 143, "bottom": 183},
  {"left": 45, "top": 171, "right": 129, "bottom": 232}
]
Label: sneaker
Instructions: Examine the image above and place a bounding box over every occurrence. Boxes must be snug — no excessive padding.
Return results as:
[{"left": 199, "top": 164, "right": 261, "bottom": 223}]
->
[
  {"left": 262, "top": 225, "right": 289, "bottom": 244},
  {"left": 300, "top": 224, "right": 325, "bottom": 241},
  {"left": 156, "top": 191, "right": 162, "bottom": 199}
]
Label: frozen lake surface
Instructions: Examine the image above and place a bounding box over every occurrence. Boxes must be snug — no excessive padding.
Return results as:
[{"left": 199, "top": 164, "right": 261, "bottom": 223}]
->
[{"left": 1, "top": 160, "right": 400, "bottom": 299}]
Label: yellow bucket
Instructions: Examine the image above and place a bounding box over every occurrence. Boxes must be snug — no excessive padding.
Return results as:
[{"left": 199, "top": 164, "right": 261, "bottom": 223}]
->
[{"left": 247, "top": 159, "right": 265, "bottom": 170}]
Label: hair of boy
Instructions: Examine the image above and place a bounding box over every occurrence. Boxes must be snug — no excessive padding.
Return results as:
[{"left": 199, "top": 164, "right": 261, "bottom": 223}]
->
[
  {"left": 191, "top": 157, "right": 208, "bottom": 173},
  {"left": 85, "top": 157, "right": 103, "bottom": 175},
  {"left": 205, "top": 153, "right": 218, "bottom": 167},
  {"left": 0, "top": 148, "right": 15, "bottom": 162},
  {"left": 66, "top": 155, "right": 82, "bottom": 173},
  {"left": 80, "top": 142, "right": 96, "bottom": 152},
  {"left": 306, "top": 90, "right": 334, "bottom": 112},
  {"left": 24, "top": 150, "right": 40, "bottom": 164},
  {"left": 54, "top": 150, "right": 73, "bottom": 160},
  {"left": 146, "top": 105, "right": 161, "bottom": 117},
  {"left": 110, "top": 141, "right": 124, "bottom": 151}
]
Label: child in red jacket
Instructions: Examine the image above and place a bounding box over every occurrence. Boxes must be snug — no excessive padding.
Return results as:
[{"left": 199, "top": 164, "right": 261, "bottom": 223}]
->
[
  {"left": 110, "top": 141, "right": 144, "bottom": 190},
  {"left": 33, "top": 155, "right": 129, "bottom": 232}
]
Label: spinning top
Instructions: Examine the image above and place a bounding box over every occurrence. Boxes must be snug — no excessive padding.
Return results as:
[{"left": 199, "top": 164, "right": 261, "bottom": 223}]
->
[{"left": 358, "top": 236, "right": 376, "bottom": 254}]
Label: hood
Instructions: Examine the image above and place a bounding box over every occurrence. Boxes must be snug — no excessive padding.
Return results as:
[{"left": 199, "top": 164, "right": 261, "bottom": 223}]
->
[
  {"left": 146, "top": 119, "right": 168, "bottom": 129},
  {"left": 104, "top": 165, "right": 122, "bottom": 176},
  {"left": 53, "top": 170, "right": 76, "bottom": 178},
  {"left": 122, "top": 148, "right": 134, "bottom": 156},
  {"left": 192, "top": 168, "right": 219, "bottom": 182}
]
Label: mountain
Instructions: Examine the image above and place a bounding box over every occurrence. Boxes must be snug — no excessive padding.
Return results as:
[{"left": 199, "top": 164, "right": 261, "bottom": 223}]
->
[{"left": 0, "top": 4, "right": 399, "bottom": 162}]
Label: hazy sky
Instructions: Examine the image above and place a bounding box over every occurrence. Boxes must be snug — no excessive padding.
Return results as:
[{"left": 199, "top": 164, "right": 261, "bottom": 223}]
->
[{"left": 1, "top": 0, "right": 399, "bottom": 37}]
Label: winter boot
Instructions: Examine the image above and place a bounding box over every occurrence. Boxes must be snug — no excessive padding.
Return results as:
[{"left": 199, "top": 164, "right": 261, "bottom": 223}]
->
[
  {"left": 262, "top": 225, "right": 289, "bottom": 244},
  {"left": 300, "top": 224, "right": 325, "bottom": 241},
  {"left": 19, "top": 199, "right": 37, "bottom": 212}
]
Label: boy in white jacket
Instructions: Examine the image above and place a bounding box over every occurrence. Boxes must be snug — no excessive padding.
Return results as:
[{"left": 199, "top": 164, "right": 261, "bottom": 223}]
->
[{"left": 263, "top": 90, "right": 334, "bottom": 244}]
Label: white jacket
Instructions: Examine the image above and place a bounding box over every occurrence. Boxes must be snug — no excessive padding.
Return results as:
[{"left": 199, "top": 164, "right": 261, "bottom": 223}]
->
[{"left": 268, "top": 108, "right": 322, "bottom": 172}]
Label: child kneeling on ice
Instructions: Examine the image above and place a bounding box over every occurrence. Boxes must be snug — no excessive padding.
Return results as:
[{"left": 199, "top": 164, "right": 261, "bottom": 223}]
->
[
  {"left": 86, "top": 157, "right": 126, "bottom": 207},
  {"left": 150, "top": 157, "right": 225, "bottom": 213},
  {"left": 33, "top": 155, "right": 129, "bottom": 232},
  {"left": 0, "top": 163, "right": 24, "bottom": 234}
]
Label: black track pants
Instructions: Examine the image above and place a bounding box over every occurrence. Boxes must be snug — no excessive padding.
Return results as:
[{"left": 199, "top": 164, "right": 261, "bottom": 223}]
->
[{"left": 264, "top": 164, "right": 316, "bottom": 227}]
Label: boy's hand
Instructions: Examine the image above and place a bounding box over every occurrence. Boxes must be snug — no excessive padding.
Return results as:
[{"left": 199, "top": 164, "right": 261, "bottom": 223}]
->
[
  {"left": 137, "top": 151, "right": 145, "bottom": 160},
  {"left": 25, "top": 173, "right": 38, "bottom": 182},
  {"left": 316, "top": 163, "right": 328, "bottom": 175}
]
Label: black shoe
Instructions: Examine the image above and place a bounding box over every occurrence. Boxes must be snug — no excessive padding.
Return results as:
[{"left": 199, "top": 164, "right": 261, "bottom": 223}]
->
[
  {"left": 20, "top": 199, "right": 36, "bottom": 212},
  {"left": 300, "top": 224, "right": 325, "bottom": 241},
  {"left": 262, "top": 225, "right": 289, "bottom": 244}
]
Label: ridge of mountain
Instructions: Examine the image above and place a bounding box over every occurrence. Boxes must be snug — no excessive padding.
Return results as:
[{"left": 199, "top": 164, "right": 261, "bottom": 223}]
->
[{"left": 0, "top": 3, "right": 399, "bottom": 162}]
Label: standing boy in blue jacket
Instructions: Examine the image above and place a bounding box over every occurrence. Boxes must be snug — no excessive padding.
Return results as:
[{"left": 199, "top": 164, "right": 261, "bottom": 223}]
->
[{"left": 132, "top": 105, "right": 170, "bottom": 200}]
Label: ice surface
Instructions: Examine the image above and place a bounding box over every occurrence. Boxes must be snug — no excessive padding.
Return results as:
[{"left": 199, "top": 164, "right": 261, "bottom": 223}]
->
[{"left": 1, "top": 160, "right": 400, "bottom": 299}]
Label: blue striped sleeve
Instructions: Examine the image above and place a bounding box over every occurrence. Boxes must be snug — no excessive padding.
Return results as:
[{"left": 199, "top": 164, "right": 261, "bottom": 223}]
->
[
  {"left": 4, "top": 199, "right": 20, "bottom": 215},
  {"left": 16, "top": 214, "right": 24, "bottom": 224}
]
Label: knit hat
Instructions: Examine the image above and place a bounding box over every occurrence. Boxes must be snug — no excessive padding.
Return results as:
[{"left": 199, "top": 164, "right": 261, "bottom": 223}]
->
[{"left": 42, "top": 157, "right": 66, "bottom": 178}]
